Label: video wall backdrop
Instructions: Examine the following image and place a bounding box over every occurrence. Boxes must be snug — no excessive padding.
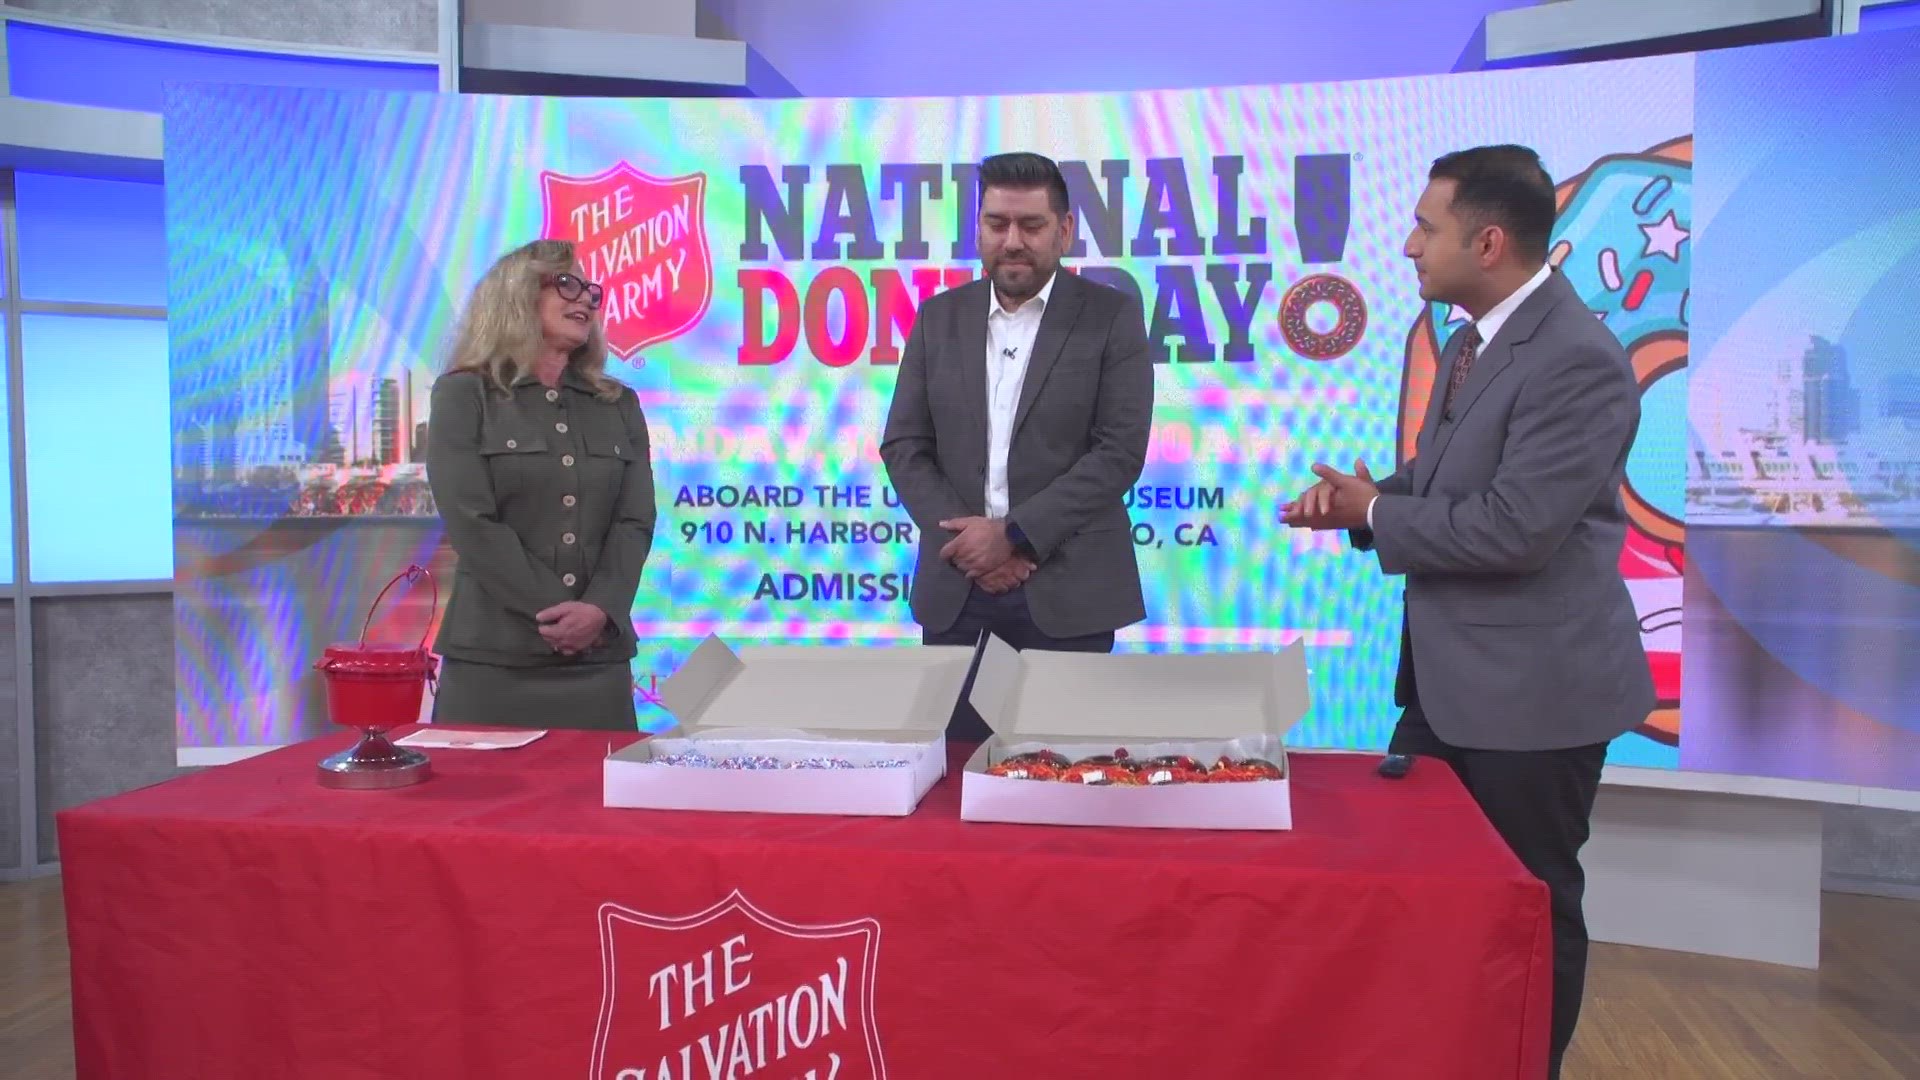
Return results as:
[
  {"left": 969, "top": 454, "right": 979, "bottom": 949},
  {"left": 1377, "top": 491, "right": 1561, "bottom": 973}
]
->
[
  {"left": 164, "top": 25, "right": 1920, "bottom": 788},
  {"left": 1682, "top": 29, "right": 1920, "bottom": 790},
  {"left": 0, "top": 20, "right": 438, "bottom": 588}
]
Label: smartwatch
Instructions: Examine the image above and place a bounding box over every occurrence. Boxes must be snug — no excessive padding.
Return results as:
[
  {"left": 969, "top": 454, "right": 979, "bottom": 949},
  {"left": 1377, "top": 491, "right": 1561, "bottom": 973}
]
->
[{"left": 1005, "top": 518, "right": 1038, "bottom": 560}]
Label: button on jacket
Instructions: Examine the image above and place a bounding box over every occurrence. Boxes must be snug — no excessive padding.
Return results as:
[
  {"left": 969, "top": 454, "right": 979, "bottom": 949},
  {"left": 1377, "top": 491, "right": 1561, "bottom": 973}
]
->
[{"left": 425, "top": 366, "right": 657, "bottom": 666}]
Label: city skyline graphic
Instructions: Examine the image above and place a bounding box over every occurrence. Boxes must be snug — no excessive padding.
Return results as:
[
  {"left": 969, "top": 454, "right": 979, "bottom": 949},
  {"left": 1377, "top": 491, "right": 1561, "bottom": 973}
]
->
[
  {"left": 1688, "top": 333, "right": 1920, "bottom": 527},
  {"left": 173, "top": 278, "right": 437, "bottom": 520}
]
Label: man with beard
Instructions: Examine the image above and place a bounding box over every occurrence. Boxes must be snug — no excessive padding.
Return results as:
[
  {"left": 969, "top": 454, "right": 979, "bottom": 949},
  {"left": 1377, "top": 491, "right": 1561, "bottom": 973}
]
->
[
  {"left": 1284, "top": 144, "right": 1651, "bottom": 1079},
  {"left": 881, "top": 151, "right": 1154, "bottom": 740}
]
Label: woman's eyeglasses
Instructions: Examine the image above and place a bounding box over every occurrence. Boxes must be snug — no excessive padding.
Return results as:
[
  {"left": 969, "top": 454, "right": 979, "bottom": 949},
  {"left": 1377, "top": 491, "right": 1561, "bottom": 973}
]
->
[{"left": 543, "top": 272, "right": 604, "bottom": 309}]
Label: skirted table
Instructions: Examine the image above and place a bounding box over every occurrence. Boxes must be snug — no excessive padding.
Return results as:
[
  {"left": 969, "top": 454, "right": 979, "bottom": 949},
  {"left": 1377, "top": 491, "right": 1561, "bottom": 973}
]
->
[{"left": 58, "top": 728, "right": 1551, "bottom": 1079}]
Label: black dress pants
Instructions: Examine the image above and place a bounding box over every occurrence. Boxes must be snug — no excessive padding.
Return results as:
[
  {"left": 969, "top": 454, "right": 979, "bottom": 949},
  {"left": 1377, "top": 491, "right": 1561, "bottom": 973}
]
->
[
  {"left": 922, "top": 586, "right": 1115, "bottom": 742},
  {"left": 1389, "top": 701, "right": 1607, "bottom": 1080}
]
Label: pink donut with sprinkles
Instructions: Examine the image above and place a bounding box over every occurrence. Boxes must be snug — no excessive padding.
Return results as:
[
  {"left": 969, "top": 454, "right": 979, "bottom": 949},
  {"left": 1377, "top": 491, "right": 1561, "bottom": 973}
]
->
[{"left": 1279, "top": 273, "right": 1368, "bottom": 360}]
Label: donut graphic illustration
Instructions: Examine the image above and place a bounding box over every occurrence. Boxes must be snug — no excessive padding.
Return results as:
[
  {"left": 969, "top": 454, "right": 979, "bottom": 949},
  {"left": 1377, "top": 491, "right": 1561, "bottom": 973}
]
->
[
  {"left": 1280, "top": 273, "right": 1369, "bottom": 360},
  {"left": 1400, "top": 136, "right": 1692, "bottom": 746}
]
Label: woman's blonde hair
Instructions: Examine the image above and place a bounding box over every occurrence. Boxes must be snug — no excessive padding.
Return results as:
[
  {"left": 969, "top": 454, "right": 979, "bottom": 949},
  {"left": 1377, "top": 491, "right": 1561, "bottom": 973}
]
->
[{"left": 445, "top": 239, "right": 622, "bottom": 400}]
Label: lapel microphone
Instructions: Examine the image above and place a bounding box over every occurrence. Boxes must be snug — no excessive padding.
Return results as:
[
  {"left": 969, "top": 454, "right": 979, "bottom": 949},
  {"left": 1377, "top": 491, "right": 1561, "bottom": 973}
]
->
[{"left": 1001, "top": 347, "right": 1017, "bottom": 359}]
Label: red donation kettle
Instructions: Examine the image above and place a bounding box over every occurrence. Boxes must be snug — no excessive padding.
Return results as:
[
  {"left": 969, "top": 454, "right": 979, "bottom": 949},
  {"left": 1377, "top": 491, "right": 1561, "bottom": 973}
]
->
[{"left": 313, "top": 565, "right": 439, "bottom": 789}]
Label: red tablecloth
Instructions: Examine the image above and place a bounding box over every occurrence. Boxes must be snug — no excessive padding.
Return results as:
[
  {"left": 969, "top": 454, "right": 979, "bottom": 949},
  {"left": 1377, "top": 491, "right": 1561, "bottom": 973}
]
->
[{"left": 59, "top": 730, "right": 1550, "bottom": 1080}]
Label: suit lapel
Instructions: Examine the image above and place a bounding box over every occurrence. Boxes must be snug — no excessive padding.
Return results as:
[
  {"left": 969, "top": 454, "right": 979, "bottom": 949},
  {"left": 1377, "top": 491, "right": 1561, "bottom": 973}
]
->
[
  {"left": 1414, "top": 270, "right": 1571, "bottom": 495},
  {"left": 954, "top": 279, "right": 991, "bottom": 446},
  {"left": 1411, "top": 329, "right": 1468, "bottom": 493},
  {"left": 1418, "top": 338, "right": 1518, "bottom": 494},
  {"left": 1012, "top": 271, "right": 1084, "bottom": 436}
]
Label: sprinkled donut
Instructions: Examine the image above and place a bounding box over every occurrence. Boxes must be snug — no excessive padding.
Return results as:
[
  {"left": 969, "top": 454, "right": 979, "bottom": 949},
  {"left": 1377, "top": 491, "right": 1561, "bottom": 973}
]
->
[{"left": 1279, "top": 273, "right": 1368, "bottom": 360}]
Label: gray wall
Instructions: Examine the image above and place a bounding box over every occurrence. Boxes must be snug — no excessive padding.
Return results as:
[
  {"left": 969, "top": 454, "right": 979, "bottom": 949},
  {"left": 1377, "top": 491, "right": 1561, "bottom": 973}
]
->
[
  {"left": 31, "top": 594, "right": 178, "bottom": 863},
  {"left": 1828, "top": 804, "right": 1920, "bottom": 899},
  {"left": 0, "top": 601, "right": 15, "bottom": 870},
  {"left": 10, "top": 0, "right": 438, "bottom": 53}
]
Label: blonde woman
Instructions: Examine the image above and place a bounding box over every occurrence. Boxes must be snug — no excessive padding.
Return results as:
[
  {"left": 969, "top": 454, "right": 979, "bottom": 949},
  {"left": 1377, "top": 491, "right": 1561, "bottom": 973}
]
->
[{"left": 425, "top": 239, "right": 657, "bottom": 730}]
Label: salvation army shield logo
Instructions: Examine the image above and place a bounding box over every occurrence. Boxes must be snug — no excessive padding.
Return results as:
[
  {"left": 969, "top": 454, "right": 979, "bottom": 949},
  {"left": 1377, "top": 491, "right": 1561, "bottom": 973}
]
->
[
  {"left": 591, "top": 891, "right": 886, "bottom": 1080},
  {"left": 540, "top": 162, "right": 714, "bottom": 361}
]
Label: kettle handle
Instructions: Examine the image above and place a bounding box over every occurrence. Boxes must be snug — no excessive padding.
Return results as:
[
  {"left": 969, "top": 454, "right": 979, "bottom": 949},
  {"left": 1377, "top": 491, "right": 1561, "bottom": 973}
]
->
[{"left": 359, "top": 564, "right": 439, "bottom": 650}]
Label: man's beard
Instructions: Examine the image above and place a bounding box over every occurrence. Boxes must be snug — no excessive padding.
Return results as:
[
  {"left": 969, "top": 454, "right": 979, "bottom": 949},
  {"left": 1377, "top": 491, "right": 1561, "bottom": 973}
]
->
[{"left": 991, "top": 257, "right": 1046, "bottom": 300}]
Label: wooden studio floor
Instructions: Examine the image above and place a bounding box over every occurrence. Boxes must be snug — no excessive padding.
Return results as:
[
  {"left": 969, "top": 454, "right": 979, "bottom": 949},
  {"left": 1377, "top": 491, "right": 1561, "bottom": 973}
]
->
[{"left": 3, "top": 874, "right": 1916, "bottom": 1078}]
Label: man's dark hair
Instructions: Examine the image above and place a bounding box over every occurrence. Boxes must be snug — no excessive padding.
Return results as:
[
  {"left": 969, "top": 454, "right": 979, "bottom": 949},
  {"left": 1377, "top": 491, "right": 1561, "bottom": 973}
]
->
[
  {"left": 1428, "top": 145, "right": 1556, "bottom": 263},
  {"left": 979, "top": 152, "right": 1070, "bottom": 216}
]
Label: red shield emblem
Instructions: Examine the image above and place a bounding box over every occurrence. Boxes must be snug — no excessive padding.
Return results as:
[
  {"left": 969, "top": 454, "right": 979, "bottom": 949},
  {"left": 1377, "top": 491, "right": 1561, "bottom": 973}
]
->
[
  {"left": 591, "top": 891, "right": 887, "bottom": 1080},
  {"left": 541, "top": 162, "right": 714, "bottom": 361}
]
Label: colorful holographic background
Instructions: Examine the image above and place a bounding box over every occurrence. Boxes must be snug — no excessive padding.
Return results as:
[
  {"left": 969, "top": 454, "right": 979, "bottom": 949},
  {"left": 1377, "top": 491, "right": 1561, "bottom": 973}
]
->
[
  {"left": 164, "top": 58, "right": 1692, "bottom": 764},
  {"left": 164, "top": 28, "right": 1920, "bottom": 787}
]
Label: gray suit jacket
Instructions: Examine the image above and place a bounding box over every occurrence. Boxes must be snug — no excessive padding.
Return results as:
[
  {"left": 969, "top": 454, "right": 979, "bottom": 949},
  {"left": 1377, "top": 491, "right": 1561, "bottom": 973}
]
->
[
  {"left": 880, "top": 271, "right": 1153, "bottom": 638},
  {"left": 1356, "top": 269, "right": 1653, "bottom": 751}
]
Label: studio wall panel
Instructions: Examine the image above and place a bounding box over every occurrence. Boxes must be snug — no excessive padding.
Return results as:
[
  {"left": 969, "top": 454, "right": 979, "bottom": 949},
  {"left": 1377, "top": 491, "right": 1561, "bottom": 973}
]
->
[
  {"left": 33, "top": 594, "right": 176, "bottom": 863},
  {"left": 7, "top": 0, "right": 438, "bottom": 54},
  {"left": 0, "top": 603, "right": 18, "bottom": 869}
]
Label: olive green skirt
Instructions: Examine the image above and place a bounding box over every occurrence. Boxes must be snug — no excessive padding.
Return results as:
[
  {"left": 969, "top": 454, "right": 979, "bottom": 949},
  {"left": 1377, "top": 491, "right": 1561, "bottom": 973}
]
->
[{"left": 431, "top": 657, "right": 637, "bottom": 732}]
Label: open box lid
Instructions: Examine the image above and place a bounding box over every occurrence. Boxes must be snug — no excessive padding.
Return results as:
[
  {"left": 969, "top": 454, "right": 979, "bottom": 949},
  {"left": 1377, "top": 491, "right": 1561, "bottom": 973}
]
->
[
  {"left": 656, "top": 635, "right": 973, "bottom": 741},
  {"left": 967, "top": 633, "right": 1310, "bottom": 742}
]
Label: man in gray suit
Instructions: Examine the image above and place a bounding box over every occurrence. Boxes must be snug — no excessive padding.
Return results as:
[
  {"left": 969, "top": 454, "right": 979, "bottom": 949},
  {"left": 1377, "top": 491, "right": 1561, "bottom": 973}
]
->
[
  {"left": 881, "top": 152, "right": 1153, "bottom": 740},
  {"left": 1284, "top": 144, "right": 1652, "bottom": 1079}
]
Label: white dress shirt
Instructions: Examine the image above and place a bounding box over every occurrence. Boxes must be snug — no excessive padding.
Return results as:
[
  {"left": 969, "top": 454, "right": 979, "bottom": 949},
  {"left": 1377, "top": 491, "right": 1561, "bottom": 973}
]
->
[
  {"left": 984, "top": 271, "right": 1057, "bottom": 519},
  {"left": 1366, "top": 261, "right": 1552, "bottom": 528}
]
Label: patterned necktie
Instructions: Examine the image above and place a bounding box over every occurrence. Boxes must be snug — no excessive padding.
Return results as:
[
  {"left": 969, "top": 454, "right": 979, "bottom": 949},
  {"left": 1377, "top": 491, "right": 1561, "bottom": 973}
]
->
[{"left": 1443, "top": 325, "right": 1482, "bottom": 414}]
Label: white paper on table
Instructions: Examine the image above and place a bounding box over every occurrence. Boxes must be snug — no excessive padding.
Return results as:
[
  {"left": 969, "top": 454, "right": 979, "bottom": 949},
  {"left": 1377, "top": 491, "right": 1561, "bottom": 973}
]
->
[{"left": 395, "top": 729, "right": 547, "bottom": 750}]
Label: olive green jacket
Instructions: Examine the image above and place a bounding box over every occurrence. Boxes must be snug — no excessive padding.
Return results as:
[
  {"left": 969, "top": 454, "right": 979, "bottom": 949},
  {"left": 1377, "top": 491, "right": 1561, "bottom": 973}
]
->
[{"left": 425, "top": 367, "right": 656, "bottom": 666}]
